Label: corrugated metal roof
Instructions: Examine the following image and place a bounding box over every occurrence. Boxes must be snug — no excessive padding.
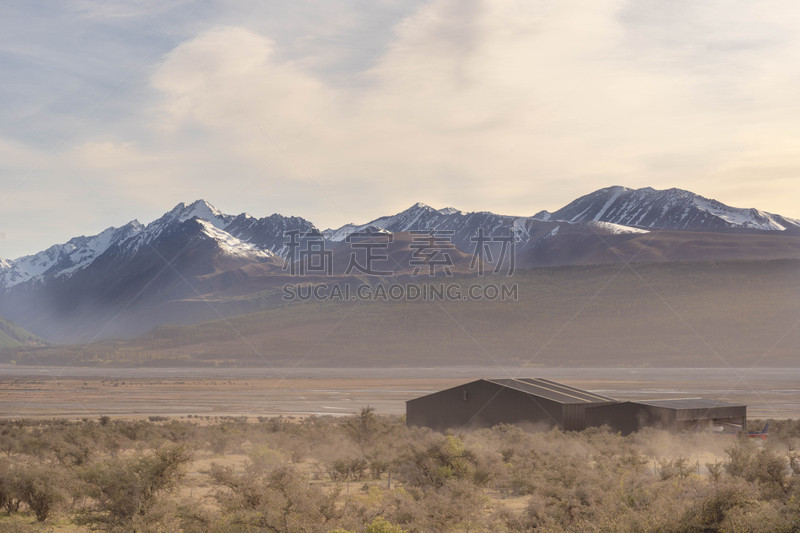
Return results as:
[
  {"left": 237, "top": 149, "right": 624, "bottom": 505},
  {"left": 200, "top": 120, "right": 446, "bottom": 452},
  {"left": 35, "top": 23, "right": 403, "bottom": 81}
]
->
[
  {"left": 485, "top": 377, "right": 617, "bottom": 404},
  {"left": 633, "top": 398, "right": 745, "bottom": 410}
]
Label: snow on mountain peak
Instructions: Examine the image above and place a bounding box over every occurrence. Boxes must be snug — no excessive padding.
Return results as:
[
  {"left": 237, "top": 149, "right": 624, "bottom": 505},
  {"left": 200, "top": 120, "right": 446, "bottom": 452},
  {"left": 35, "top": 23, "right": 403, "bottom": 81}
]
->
[
  {"left": 195, "top": 219, "right": 274, "bottom": 259},
  {"left": 0, "top": 220, "right": 145, "bottom": 289},
  {"left": 601, "top": 185, "right": 631, "bottom": 194},
  {"left": 169, "top": 199, "right": 232, "bottom": 229},
  {"left": 323, "top": 224, "right": 359, "bottom": 242},
  {"left": 117, "top": 200, "right": 237, "bottom": 256},
  {"left": 548, "top": 185, "right": 800, "bottom": 232},
  {"left": 588, "top": 221, "right": 650, "bottom": 234},
  {"left": 359, "top": 225, "right": 392, "bottom": 235},
  {"left": 3, "top": 189, "right": 798, "bottom": 292}
]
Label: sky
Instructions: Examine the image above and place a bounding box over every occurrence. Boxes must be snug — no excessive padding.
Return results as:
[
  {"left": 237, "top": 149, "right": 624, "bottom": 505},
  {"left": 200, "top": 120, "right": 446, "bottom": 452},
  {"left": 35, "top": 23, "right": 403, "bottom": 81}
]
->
[{"left": 1, "top": 0, "right": 800, "bottom": 259}]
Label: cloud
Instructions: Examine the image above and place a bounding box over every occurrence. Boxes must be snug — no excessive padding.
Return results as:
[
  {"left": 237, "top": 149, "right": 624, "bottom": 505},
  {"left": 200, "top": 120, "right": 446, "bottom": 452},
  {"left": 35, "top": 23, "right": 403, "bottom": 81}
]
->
[
  {"left": 3, "top": 0, "right": 800, "bottom": 258},
  {"left": 67, "top": 0, "right": 196, "bottom": 21},
  {"left": 146, "top": 0, "right": 800, "bottom": 223}
]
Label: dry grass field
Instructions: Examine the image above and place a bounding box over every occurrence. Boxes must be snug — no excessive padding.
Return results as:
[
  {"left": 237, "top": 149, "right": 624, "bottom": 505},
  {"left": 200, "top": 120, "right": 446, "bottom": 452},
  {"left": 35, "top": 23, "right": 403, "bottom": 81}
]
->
[{"left": 0, "top": 408, "right": 797, "bottom": 532}]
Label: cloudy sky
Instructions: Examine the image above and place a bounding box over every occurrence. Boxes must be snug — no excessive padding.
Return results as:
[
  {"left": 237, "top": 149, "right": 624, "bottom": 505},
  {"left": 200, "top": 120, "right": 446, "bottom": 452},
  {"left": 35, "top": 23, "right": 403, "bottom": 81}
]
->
[{"left": 2, "top": 0, "right": 800, "bottom": 258}]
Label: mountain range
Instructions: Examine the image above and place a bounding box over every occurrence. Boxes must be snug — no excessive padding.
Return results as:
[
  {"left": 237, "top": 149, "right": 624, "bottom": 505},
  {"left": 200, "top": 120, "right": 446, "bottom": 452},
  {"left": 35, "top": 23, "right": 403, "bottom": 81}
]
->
[{"left": 1, "top": 185, "right": 799, "bottom": 344}]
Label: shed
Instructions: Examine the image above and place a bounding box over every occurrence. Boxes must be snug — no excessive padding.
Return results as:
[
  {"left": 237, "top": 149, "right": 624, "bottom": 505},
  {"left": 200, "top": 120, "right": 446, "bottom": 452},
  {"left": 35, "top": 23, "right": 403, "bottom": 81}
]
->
[
  {"left": 406, "top": 377, "right": 617, "bottom": 431},
  {"left": 585, "top": 398, "right": 747, "bottom": 435}
]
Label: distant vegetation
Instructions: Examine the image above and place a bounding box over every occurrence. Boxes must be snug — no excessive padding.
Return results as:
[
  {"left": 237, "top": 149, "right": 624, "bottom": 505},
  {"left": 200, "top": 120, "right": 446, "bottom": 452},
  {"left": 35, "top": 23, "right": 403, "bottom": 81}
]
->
[
  {"left": 0, "top": 317, "right": 46, "bottom": 350},
  {"left": 3, "top": 259, "right": 799, "bottom": 367},
  {"left": 0, "top": 412, "right": 798, "bottom": 532}
]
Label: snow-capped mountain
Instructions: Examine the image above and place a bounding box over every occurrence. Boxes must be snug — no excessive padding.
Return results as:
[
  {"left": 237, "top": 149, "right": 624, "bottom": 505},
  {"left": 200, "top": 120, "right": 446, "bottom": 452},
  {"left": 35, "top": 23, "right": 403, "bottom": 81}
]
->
[
  {"left": 0, "top": 220, "right": 144, "bottom": 289},
  {"left": 126, "top": 199, "right": 318, "bottom": 259},
  {"left": 326, "top": 202, "right": 507, "bottom": 237},
  {"left": 224, "top": 212, "right": 317, "bottom": 256},
  {"left": 536, "top": 186, "right": 800, "bottom": 232},
  {"left": 323, "top": 200, "right": 649, "bottom": 255},
  {"left": 4, "top": 188, "right": 797, "bottom": 292},
  {"left": 0, "top": 200, "right": 317, "bottom": 290},
  {"left": 1, "top": 188, "right": 798, "bottom": 343},
  {"left": 117, "top": 200, "right": 235, "bottom": 256},
  {"left": 324, "top": 202, "right": 532, "bottom": 247}
]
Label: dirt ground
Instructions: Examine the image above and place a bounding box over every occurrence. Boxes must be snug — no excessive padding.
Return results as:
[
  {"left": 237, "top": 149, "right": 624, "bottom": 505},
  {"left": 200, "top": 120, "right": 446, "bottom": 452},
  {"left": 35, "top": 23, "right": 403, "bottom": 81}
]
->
[
  {"left": 0, "top": 366, "right": 797, "bottom": 419},
  {"left": 0, "top": 376, "right": 455, "bottom": 419}
]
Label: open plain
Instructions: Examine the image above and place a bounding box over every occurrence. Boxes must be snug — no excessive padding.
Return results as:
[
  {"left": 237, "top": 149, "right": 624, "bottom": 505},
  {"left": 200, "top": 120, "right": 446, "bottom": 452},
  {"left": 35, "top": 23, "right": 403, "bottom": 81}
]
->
[{"left": 1, "top": 366, "right": 797, "bottom": 420}]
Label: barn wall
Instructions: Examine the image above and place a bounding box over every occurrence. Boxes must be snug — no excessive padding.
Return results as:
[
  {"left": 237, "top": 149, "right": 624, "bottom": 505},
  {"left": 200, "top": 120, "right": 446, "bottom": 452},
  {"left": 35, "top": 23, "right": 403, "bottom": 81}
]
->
[
  {"left": 587, "top": 402, "right": 747, "bottom": 435},
  {"left": 406, "top": 380, "right": 564, "bottom": 431},
  {"left": 407, "top": 381, "right": 747, "bottom": 435},
  {"left": 561, "top": 403, "right": 616, "bottom": 431},
  {"left": 585, "top": 402, "right": 677, "bottom": 435},
  {"left": 674, "top": 407, "right": 746, "bottom": 431},
  {"left": 674, "top": 406, "right": 746, "bottom": 421}
]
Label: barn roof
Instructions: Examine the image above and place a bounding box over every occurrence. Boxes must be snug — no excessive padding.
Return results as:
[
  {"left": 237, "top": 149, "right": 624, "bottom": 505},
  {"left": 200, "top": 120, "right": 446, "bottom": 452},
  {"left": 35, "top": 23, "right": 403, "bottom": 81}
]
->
[{"left": 485, "top": 377, "right": 617, "bottom": 404}]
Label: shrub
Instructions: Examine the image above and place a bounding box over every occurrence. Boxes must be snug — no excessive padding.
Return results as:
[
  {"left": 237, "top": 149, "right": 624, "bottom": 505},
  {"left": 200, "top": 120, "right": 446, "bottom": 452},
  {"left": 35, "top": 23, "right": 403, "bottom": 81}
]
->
[
  {"left": 656, "top": 456, "right": 698, "bottom": 480},
  {"left": 397, "top": 435, "right": 479, "bottom": 489},
  {"left": 14, "top": 463, "right": 65, "bottom": 522},
  {"left": 678, "top": 480, "right": 753, "bottom": 531},
  {"left": 725, "top": 440, "right": 789, "bottom": 498},
  {"left": 209, "top": 463, "right": 341, "bottom": 532},
  {"left": 365, "top": 516, "right": 406, "bottom": 533},
  {"left": 77, "top": 444, "right": 191, "bottom": 528},
  {"left": 329, "top": 458, "right": 368, "bottom": 481}
]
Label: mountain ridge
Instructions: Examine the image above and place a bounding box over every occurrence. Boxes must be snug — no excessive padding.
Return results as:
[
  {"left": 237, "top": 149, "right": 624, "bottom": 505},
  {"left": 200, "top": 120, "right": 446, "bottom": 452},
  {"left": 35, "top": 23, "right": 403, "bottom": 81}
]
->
[
  {"left": 536, "top": 185, "right": 800, "bottom": 232},
  {"left": 3, "top": 186, "right": 798, "bottom": 291},
  {"left": 2, "top": 186, "right": 799, "bottom": 343}
]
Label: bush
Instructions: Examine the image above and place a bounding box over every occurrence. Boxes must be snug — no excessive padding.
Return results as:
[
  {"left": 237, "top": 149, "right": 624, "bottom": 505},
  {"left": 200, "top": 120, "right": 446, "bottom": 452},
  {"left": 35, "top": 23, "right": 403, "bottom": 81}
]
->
[
  {"left": 77, "top": 444, "right": 191, "bottom": 529},
  {"left": 14, "top": 463, "right": 65, "bottom": 522},
  {"left": 397, "top": 435, "right": 480, "bottom": 489},
  {"left": 724, "top": 440, "right": 789, "bottom": 498},
  {"left": 209, "top": 463, "right": 341, "bottom": 532},
  {"left": 677, "top": 480, "right": 753, "bottom": 531},
  {"left": 656, "top": 456, "right": 698, "bottom": 480},
  {"left": 329, "top": 458, "right": 369, "bottom": 481},
  {"left": 1, "top": 413, "right": 799, "bottom": 532},
  {"left": 365, "top": 516, "right": 406, "bottom": 533}
]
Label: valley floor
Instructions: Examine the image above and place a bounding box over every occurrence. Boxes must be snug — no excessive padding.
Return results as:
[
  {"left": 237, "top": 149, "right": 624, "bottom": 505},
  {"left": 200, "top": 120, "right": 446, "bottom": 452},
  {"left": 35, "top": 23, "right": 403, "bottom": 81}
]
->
[{"left": 0, "top": 366, "right": 798, "bottom": 419}]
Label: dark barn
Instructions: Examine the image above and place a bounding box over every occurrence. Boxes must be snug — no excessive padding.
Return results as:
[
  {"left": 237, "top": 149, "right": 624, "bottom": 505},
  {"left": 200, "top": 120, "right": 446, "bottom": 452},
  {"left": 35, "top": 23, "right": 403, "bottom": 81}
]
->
[
  {"left": 406, "top": 378, "right": 617, "bottom": 431},
  {"left": 585, "top": 398, "right": 747, "bottom": 435}
]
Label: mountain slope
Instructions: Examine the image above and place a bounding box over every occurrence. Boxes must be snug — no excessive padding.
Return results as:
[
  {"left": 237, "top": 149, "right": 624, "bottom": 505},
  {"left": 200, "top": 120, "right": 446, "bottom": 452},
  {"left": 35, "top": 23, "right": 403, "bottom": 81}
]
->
[
  {"left": 0, "top": 200, "right": 318, "bottom": 292},
  {"left": 5, "top": 259, "right": 798, "bottom": 367},
  {"left": 0, "top": 221, "right": 144, "bottom": 289},
  {"left": 324, "top": 202, "right": 650, "bottom": 268},
  {"left": 538, "top": 186, "right": 800, "bottom": 232},
  {"left": 1, "top": 189, "right": 798, "bottom": 344},
  {"left": 0, "top": 217, "right": 285, "bottom": 342},
  {"left": 0, "top": 316, "right": 46, "bottom": 349},
  {"left": 4, "top": 189, "right": 797, "bottom": 292}
]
